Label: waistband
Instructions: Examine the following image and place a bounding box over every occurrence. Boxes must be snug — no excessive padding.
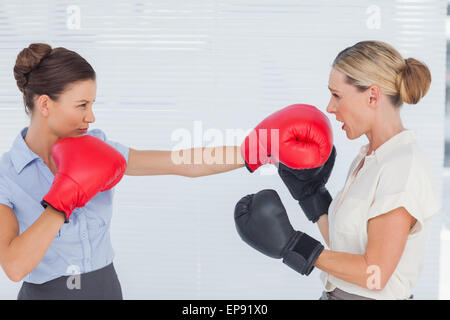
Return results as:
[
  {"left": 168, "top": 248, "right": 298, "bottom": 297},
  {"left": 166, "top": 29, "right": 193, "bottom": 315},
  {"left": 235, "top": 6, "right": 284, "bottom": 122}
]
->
[
  {"left": 17, "top": 263, "right": 122, "bottom": 300},
  {"left": 325, "top": 288, "right": 375, "bottom": 300},
  {"left": 321, "top": 288, "right": 414, "bottom": 300}
]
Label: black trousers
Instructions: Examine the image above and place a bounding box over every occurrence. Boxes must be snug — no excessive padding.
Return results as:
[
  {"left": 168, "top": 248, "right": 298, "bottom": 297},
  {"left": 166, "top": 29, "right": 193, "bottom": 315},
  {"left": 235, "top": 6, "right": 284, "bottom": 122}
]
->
[{"left": 17, "top": 263, "right": 122, "bottom": 300}]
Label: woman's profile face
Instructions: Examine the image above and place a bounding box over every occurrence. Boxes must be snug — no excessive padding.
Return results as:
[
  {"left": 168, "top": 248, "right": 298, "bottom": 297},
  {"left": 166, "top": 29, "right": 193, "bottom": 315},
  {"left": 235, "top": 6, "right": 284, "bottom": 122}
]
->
[
  {"left": 43, "top": 79, "right": 96, "bottom": 138},
  {"left": 326, "top": 68, "right": 372, "bottom": 140}
]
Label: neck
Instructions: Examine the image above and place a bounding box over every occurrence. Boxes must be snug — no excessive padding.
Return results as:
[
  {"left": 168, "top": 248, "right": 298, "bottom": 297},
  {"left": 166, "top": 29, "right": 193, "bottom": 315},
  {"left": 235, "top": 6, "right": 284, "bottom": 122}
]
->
[
  {"left": 24, "top": 120, "right": 58, "bottom": 166},
  {"left": 365, "top": 108, "right": 404, "bottom": 155}
]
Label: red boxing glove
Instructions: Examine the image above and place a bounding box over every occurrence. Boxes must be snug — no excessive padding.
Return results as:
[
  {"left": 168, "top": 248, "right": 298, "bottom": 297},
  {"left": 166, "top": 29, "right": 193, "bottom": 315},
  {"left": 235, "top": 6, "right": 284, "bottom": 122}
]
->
[
  {"left": 41, "top": 135, "right": 127, "bottom": 223},
  {"left": 241, "top": 104, "right": 333, "bottom": 172}
]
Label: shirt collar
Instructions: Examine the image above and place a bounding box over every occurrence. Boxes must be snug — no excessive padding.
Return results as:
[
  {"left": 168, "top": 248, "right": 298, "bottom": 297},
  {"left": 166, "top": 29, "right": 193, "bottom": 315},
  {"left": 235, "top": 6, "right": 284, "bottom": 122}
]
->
[
  {"left": 358, "top": 129, "right": 416, "bottom": 163},
  {"left": 10, "top": 127, "right": 41, "bottom": 174}
]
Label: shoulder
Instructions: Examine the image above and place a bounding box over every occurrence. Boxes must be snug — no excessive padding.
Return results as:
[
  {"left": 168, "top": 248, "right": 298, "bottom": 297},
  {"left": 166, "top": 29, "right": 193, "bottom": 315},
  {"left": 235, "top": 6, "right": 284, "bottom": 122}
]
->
[
  {"left": 374, "top": 142, "right": 440, "bottom": 221},
  {"left": 378, "top": 143, "right": 432, "bottom": 187},
  {"left": 371, "top": 142, "right": 440, "bottom": 219},
  {"left": 381, "top": 142, "right": 414, "bottom": 168}
]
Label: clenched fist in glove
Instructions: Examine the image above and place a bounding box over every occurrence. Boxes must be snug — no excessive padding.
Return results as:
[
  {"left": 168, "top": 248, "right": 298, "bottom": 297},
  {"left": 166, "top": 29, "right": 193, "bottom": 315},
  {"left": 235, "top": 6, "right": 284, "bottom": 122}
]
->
[
  {"left": 41, "top": 135, "right": 127, "bottom": 223},
  {"left": 234, "top": 189, "right": 324, "bottom": 275},
  {"left": 278, "top": 146, "right": 336, "bottom": 223},
  {"left": 240, "top": 104, "right": 333, "bottom": 173}
]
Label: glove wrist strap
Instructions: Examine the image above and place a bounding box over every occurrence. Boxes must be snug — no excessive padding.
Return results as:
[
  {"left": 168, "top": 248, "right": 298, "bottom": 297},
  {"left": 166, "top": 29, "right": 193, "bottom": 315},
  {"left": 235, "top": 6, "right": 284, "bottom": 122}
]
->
[
  {"left": 298, "top": 188, "right": 332, "bottom": 223},
  {"left": 282, "top": 231, "right": 324, "bottom": 275},
  {"left": 41, "top": 200, "right": 69, "bottom": 224}
]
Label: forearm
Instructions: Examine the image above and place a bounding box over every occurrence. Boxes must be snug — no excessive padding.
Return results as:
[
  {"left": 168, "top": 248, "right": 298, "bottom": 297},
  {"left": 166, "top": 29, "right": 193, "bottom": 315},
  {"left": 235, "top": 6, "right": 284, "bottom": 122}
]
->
[
  {"left": 5, "top": 207, "right": 65, "bottom": 281},
  {"left": 316, "top": 214, "right": 330, "bottom": 247},
  {"left": 177, "top": 146, "right": 245, "bottom": 177},
  {"left": 314, "top": 249, "right": 380, "bottom": 290}
]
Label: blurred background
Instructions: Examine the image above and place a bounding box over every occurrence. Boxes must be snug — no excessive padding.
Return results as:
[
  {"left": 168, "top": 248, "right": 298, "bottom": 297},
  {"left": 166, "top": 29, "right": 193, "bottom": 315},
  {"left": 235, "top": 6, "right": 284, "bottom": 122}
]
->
[{"left": 0, "top": 0, "right": 447, "bottom": 299}]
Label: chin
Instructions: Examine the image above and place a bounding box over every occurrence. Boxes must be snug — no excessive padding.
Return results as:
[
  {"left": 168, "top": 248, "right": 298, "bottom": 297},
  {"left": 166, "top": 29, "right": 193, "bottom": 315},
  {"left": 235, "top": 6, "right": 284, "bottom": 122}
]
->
[
  {"left": 344, "top": 128, "right": 355, "bottom": 140},
  {"left": 347, "top": 131, "right": 363, "bottom": 140}
]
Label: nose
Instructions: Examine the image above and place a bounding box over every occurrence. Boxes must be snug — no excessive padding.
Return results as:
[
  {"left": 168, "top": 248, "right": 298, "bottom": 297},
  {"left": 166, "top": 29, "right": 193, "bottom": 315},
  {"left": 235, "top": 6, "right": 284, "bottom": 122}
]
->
[
  {"left": 84, "top": 106, "right": 95, "bottom": 124},
  {"left": 326, "top": 99, "right": 336, "bottom": 114}
]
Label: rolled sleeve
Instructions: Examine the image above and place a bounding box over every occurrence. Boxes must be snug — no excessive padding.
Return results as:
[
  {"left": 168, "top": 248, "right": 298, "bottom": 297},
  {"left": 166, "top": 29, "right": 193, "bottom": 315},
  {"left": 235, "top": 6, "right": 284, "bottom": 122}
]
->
[
  {"left": 368, "top": 190, "right": 427, "bottom": 235},
  {"left": 367, "top": 161, "right": 440, "bottom": 236}
]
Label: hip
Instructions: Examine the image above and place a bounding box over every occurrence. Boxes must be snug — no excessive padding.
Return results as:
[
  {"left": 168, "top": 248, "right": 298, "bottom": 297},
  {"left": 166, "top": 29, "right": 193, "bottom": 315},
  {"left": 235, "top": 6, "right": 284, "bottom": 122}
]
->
[{"left": 17, "top": 262, "right": 122, "bottom": 300}]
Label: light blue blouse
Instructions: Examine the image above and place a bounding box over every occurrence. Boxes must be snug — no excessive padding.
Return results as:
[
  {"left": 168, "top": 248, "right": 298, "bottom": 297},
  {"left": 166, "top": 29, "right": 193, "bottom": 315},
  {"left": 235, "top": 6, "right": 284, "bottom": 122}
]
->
[{"left": 0, "top": 127, "right": 129, "bottom": 284}]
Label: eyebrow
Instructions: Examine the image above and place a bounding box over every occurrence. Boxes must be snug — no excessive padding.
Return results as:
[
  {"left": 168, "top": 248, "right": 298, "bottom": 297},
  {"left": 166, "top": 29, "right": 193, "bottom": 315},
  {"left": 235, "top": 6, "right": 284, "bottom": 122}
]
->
[
  {"left": 75, "top": 99, "right": 96, "bottom": 103},
  {"left": 328, "top": 86, "right": 339, "bottom": 92}
]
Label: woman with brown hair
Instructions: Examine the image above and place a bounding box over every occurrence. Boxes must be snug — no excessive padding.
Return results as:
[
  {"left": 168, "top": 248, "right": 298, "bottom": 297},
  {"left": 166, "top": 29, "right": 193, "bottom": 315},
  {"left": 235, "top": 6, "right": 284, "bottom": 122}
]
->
[{"left": 0, "top": 43, "right": 244, "bottom": 299}]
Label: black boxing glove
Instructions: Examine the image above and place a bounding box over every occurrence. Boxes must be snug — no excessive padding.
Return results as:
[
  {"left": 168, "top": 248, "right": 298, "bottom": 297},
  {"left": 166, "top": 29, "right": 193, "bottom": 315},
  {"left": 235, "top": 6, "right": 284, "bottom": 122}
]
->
[
  {"left": 234, "top": 189, "right": 324, "bottom": 275},
  {"left": 278, "top": 146, "right": 336, "bottom": 223}
]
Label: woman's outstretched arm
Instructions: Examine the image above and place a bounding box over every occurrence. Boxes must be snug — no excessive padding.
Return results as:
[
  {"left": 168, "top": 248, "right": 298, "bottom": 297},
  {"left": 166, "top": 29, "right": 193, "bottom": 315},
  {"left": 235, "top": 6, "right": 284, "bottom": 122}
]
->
[{"left": 125, "top": 146, "right": 245, "bottom": 177}]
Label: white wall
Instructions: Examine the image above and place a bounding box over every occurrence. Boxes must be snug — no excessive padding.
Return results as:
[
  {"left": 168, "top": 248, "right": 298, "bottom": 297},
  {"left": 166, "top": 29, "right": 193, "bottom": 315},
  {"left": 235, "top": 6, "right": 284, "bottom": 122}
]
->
[{"left": 0, "top": 0, "right": 446, "bottom": 299}]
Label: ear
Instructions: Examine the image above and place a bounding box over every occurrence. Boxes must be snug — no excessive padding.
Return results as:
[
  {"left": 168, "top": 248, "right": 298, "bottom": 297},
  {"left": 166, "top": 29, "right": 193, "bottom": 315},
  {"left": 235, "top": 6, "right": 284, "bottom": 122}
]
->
[
  {"left": 367, "top": 85, "right": 381, "bottom": 108},
  {"left": 35, "top": 95, "right": 51, "bottom": 117}
]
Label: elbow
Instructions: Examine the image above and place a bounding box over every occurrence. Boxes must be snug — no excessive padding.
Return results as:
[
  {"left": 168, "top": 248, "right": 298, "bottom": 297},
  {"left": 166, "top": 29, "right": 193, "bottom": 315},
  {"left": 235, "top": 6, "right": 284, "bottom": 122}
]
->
[
  {"left": 364, "top": 264, "right": 390, "bottom": 291},
  {"left": 3, "top": 261, "right": 25, "bottom": 283},
  {"left": 181, "top": 168, "right": 202, "bottom": 178},
  {"left": 179, "top": 172, "right": 198, "bottom": 178},
  {"left": 185, "top": 173, "right": 199, "bottom": 178},
  {"left": 377, "top": 274, "right": 391, "bottom": 291},
  {"left": 8, "top": 272, "right": 24, "bottom": 283},
  {"left": 368, "top": 280, "right": 387, "bottom": 292}
]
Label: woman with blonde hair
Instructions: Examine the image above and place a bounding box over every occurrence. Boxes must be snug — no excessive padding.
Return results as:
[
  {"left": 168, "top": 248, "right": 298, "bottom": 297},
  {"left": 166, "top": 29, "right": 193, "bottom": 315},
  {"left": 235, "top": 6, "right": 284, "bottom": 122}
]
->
[{"left": 234, "top": 40, "right": 441, "bottom": 300}]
